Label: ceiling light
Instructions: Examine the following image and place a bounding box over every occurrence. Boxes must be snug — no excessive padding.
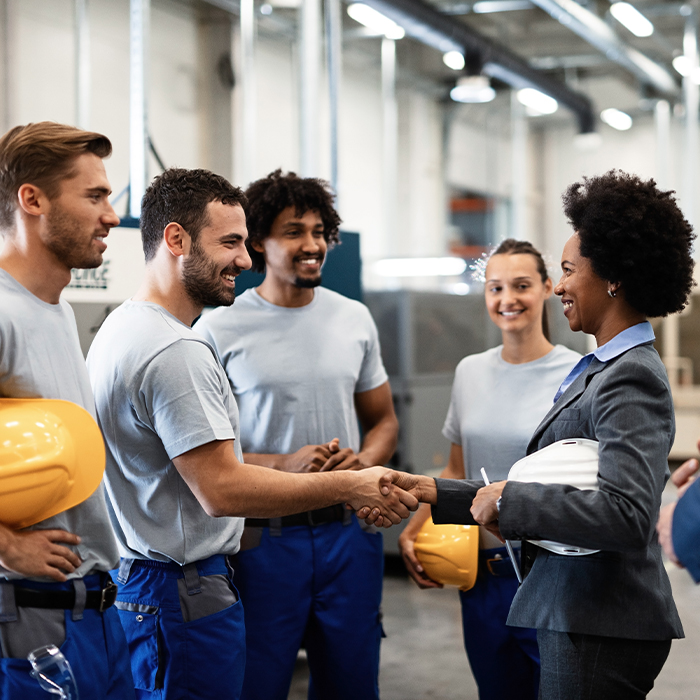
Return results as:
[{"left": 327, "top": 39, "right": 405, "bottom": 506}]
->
[
  {"left": 375, "top": 257, "right": 468, "bottom": 277},
  {"left": 516, "top": 88, "right": 558, "bottom": 115},
  {"left": 473, "top": 0, "right": 532, "bottom": 12},
  {"left": 443, "top": 51, "right": 466, "bottom": 71},
  {"left": 610, "top": 3, "right": 653, "bottom": 37},
  {"left": 673, "top": 55, "right": 691, "bottom": 76},
  {"left": 450, "top": 75, "right": 496, "bottom": 103},
  {"left": 600, "top": 108, "right": 633, "bottom": 130},
  {"left": 347, "top": 4, "right": 405, "bottom": 39}
]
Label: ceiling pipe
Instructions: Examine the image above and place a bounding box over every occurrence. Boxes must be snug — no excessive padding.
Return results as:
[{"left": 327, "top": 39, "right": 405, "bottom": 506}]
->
[
  {"left": 362, "top": 0, "right": 597, "bottom": 132},
  {"left": 528, "top": 0, "right": 679, "bottom": 97}
]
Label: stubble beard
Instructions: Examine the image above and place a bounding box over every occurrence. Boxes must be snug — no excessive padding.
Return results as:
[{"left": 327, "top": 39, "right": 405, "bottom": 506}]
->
[
  {"left": 294, "top": 274, "right": 322, "bottom": 289},
  {"left": 183, "top": 239, "right": 238, "bottom": 308},
  {"left": 45, "top": 206, "right": 104, "bottom": 270}
]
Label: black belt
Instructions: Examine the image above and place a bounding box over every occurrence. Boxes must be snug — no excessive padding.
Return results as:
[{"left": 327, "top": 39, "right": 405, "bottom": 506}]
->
[
  {"left": 246, "top": 504, "right": 346, "bottom": 528},
  {"left": 12, "top": 581, "right": 118, "bottom": 613}
]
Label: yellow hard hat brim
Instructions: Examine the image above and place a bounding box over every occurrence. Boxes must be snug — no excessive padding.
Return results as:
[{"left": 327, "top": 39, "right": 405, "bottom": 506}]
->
[{"left": 0, "top": 398, "right": 105, "bottom": 529}]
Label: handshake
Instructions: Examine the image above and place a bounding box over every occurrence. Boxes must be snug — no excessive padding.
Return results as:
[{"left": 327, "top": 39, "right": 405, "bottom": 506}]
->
[{"left": 344, "top": 468, "right": 437, "bottom": 528}]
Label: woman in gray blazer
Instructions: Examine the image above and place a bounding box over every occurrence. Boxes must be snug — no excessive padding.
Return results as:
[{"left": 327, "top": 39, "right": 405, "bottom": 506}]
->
[{"left": 399, "top": 170, "right": 695, "bottom": 700}]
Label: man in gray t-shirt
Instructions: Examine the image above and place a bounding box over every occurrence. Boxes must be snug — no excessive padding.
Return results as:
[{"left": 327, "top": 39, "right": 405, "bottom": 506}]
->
[
  {"left": 195, "top": 170, "right": 399, "bottom": 700},
  {"left": 87, "top": 167, "right": 414, "bottom": 700},
  {"left": 0, "top": 122, "right": 133, "bottom": 700}
]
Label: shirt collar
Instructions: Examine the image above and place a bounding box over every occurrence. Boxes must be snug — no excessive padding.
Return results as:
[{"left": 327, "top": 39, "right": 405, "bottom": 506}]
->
[{"left": 592, "top": 321, "right": 655, "bottom": 364}]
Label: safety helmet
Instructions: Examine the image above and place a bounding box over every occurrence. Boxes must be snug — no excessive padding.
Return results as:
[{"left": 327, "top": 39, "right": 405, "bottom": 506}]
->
[
  {"left": 413, "top": 517, "right": 478, "bottom": 591},
  {"left": 508, "top": 438, "right": 600, "bottom": 556},
  {"left": 0, "top": 398, "right": 105, "bottom": 529}
]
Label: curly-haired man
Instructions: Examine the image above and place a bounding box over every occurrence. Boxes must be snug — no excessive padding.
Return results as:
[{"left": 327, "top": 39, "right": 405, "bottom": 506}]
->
[{"left": 196, "top": 169, "right": 398, "bottom": 700}]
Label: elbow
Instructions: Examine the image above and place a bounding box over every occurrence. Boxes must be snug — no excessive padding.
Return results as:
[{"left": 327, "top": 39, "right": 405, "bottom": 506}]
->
[
  {"left": 616, "top": 511, "right": 654, "bottom": 551},
  {"left": 198, "top": 492, "right": 235, "bottom": 519}
]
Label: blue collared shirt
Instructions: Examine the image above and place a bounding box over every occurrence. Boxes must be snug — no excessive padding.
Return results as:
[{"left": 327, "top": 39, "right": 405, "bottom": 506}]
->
[{"left": 553, "top": 321, "right": 655, "bottom": 403}]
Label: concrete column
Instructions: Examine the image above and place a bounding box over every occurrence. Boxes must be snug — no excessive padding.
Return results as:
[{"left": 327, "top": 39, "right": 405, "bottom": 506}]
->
[
  {"left": 197, "top": 10, "right": 234, "bottom": 181},
  {"left": 129, "top": 0, "right": 150, "bottom": 218},
  {"left": 299, "top": 0, "right": 321, "bottom": 176},
  {"left": 239, "top": 0, "right": 256, "bottom": 185},
  {"left": 325, "top": 0, "right": 342, "bottom": 199},
  {"left": 75, "top": 0, "right": 90, "bottom": 129},
  {"left": 510, "top": 90, "right": 528, "bottom": 241},
  {"left": 382, "top": 37, "right": 398, "bottom": 256}
]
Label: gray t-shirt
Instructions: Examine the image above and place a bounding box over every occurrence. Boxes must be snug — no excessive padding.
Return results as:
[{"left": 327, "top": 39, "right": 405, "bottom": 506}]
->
[
  {"left": 87, "top": 300, "right": 244, "bottom": 564},
  {"left": 0, "top": 269, "right": 118, "bottom": 580},
  {"left": 195, "top": 287, "right": 388, "bottom": 453},
  {"left": 443, "top": 344, "right": 582, "bottom": 481}
]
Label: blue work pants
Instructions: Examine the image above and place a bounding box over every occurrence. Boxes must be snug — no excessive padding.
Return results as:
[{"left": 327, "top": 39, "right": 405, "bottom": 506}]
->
[
  {"left": 459, "top": 546, "right": 540, "bottom": 700},
  {"left": 235, "top": 517, "right": 384, "bottom": 700},
  {"left": 113, "top": 554, "right": 245, "bottom": 700}
]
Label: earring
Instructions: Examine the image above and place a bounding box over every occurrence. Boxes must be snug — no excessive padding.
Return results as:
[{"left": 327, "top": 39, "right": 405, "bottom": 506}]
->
[{"left": 608, "top": 289, "right": 617, "bottom": 298}]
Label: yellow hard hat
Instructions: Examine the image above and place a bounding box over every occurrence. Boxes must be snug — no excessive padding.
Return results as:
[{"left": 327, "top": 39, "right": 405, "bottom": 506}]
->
[
  {"left": 0, "top": 398, "right": 105, "bottom": 529},
  {"left": 414, "top": 517, "right": 478, "bottom": 591}
]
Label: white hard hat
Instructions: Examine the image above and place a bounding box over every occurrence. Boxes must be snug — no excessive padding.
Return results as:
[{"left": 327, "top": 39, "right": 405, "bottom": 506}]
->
[{"left": 508, "top": 438, "right": 600, "bottom": 556}]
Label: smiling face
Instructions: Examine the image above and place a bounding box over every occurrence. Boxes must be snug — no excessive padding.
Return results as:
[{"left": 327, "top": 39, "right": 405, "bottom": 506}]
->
[
  {"left": 554, "top": 233, "right": 611, "bottom": 337},
  {"left": 182, "top": 201, "right": 251, "bottom": 308},
  {"left": 42, "top": 152, "right": 120, "bottom": 270},
  {"left": 484, "top": 253, "right": 553, "bottom": 335},
  {"left": 253, "top": 206, "right": 326, "bottom": 290}
]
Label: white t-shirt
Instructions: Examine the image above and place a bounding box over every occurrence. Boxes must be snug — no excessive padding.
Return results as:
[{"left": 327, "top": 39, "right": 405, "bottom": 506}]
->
[
  {"left": 87, "top": 301, "right": 244, "bottom": 565},
  {"left": 0, "top": 269, "right": 118, "bottom": 579},
  {"left": 443, "top": 344, "right": 582, "bottom": 482},
  {"left": 195, "top": 287, "right": 388, "bottom": 453}
]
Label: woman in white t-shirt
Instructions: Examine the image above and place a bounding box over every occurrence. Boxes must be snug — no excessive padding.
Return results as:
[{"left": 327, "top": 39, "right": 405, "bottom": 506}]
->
[{"left": 398, "top": 239, "right": 581, "bottom": 700}]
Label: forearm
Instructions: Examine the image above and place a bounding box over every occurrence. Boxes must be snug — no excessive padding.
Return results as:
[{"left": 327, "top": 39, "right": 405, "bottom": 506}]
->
[
  {"left": 243, "top": 453, "right": 286, "bottom": 470},
  {"left": 357, "top": 415, "right": 399, "bottom": 467}
]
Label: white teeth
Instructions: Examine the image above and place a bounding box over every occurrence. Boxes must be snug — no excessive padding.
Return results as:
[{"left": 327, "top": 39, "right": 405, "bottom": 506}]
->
[
  {"left": 222, "top": 274, "right": 235, "bottom": 282},
  {"left": 500, "top": 310, "right": 522, "bottom": 317},
  {"left": 299, "top": 259, "right": 318, "bottom": 265}
]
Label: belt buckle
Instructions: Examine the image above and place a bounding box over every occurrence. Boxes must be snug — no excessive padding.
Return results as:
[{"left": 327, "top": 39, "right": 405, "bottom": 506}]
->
[{"left": 99, "top": 581, "right": 118, "bottom": 612}]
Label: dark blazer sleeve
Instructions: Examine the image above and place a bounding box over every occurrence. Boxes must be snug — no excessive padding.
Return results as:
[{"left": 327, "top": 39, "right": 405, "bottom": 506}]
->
[
  {"left": 431, "top": 478, "right": 483, "bottom": 525},
  {"left": 499, "top": 348, "right": 673, "bottom": 552},
  {"left": 672, "top": 479, "right": 700, "bottom": 583}
]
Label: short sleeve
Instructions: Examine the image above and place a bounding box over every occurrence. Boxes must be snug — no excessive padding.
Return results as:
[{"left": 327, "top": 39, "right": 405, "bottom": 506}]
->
[
  {"left": 137, "top": 339, "right": 235, "bottom": 460},
  {"left": 442, "top": 369, "right": 463, "bottom": 445},
  {"left": 355, "top": 309, "right": 389, "bottom": 393}
]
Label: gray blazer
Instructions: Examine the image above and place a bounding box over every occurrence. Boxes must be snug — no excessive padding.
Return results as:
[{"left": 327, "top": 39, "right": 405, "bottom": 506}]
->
[{"left": 432, "top": 342, "right": 684, "bottom": 640}]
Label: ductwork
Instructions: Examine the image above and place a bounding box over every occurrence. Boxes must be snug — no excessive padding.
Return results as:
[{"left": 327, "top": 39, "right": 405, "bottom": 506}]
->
[
  {"left": 362, "top": 0, "right": 597, "bottom": 132},
  {"left": 529, "top": 0, "right": 679, "bottom": 98}
]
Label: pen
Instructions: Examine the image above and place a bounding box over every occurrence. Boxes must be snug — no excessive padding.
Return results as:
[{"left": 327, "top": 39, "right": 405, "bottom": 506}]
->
[{"left": 480, "top": 468, "right": 523, "bottom": 584}]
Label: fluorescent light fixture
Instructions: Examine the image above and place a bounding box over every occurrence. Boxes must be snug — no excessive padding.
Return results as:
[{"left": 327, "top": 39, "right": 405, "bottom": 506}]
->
[
  {"left": 450, "top": 75, "right": 496, "bottom": 103},
  {"left": 347, "top": 4, "right": 405, "bottom": 39},
  {"left": 673, "top": 55, "right": 691, "bottom": 76},
  {"left": 375, "top": 257, "right": 468, "bottom": 277},
  {"left": 610, "top": 2, "right": 653, "bottom": 38},
  {"left": 260, "top": 3, "right": 273, "bottom": 14},
  {"left": 452, "top": 282, "right": 471, "bottom": 295},
  {"left": 600, "top": 108, "right": 633, "bottom": 130},
  {"left": 516, "top": 88, "right": 558, "bottom": 115},
  {"left": 473, "top": 0, "right": 532, "bottom": 12},
  {"left": 443, "top": 51, "right": 466, "bottom": 71}
]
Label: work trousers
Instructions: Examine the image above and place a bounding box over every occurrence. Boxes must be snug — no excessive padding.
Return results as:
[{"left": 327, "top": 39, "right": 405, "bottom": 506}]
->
[
  {"left": 113, "top": 554, "right": 245, "bottom": 700},
  {"left": 235, "top": 516, "right": 384, "bottom": 700},
  {"left": 537, "top": 629, "right": 672, "bottom": 700},
  {"left": 459, "top": 546, "right": 540, "bottom": 700},
  {"left": 0, "top": 574, "right": 134, "bottom": 700}
]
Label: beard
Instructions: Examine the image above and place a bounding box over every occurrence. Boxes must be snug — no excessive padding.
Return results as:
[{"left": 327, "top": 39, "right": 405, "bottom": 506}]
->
[
  {"left": 294, "top": 274, "right": 322, "bottom": 289},
  {"left": 183, "top": 240, "right": 238, "bottom": 308},
  {"left": 45, "top": 206, "right": 104, "bottom": 270}
]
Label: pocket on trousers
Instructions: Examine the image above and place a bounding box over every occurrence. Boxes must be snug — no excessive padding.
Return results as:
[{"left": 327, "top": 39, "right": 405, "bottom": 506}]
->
[{"left": 114, "top": 603, "right": 161, "bottom": 691}]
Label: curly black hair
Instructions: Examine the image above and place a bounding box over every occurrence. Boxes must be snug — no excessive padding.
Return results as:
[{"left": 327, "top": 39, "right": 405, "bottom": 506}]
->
[
  {"left": 244, "top": 169, "right": 341, "bottom": 273},
  {"left": 562, "top": 170, "right": 695, "bottom": 317},
  {"left": 141, "top": 168, "right": 246, "bottom": 262}
]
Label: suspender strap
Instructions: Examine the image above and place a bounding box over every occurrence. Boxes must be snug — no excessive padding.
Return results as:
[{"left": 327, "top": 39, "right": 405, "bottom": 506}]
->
[
  {"left": 183, "top": 563, "right": 201, "bottom": 596},
  {"left": 0, "top": 582, "right": 17, "bottom": 623}
]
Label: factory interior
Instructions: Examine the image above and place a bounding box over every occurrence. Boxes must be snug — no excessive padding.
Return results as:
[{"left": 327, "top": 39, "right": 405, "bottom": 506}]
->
[{"left": 4, "top": 0, "right": 700, "bottom": 697}]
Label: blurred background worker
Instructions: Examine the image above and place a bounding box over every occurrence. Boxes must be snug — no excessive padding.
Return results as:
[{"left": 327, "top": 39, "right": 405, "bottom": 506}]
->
[
  {"left": 196, "top": 169, "right": 399, "bottom": 700},
  {"left": 0, "top": 122, "right": 133, "bottom": 699},
  {"left": 398, "top": 239, "right": 581, "bottom": 700},
  {"left": 658, "top": 438, "right": 700, "bottom": 582}
]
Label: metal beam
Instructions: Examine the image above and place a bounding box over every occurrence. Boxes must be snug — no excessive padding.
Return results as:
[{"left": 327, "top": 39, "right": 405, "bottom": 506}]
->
[
  {"left": 528, "top": 0, "right": 679, "bottom": 98},
  {"left": 362, "top": 0, "right": 597, "bottom": 132}
]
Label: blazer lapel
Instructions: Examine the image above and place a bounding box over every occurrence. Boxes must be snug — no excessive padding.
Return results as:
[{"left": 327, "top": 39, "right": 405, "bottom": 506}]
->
[{"left": 527, "top": 357, "right": 607, "bottom": 450}]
